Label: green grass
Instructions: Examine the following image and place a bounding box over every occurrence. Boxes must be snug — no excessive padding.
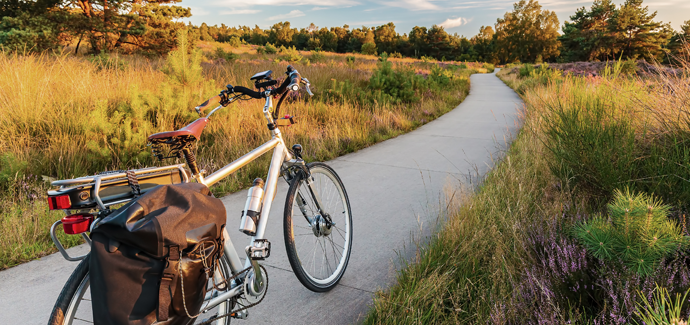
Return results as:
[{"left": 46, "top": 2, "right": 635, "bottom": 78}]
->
[{"left": 0, "top": 44, "right": 488, "bottom": 269}]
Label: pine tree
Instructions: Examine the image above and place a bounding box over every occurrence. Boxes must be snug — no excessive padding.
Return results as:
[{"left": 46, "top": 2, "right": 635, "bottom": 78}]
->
[
  {"left": 608, "top": 0, "right": 672, "bottom": 61},
  {"left": 559, "top": 0, "right": 617, "bottom": 61},
  {"left": 574, "top": 189, "right": 688, "bottom": 275}
]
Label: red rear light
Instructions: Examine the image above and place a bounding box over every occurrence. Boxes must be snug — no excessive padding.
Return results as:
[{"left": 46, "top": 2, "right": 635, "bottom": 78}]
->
[
  {"left": 48, "top": 195, "right": 71, "bottom": 210},
  {"left": 61, "top": 214, "right": 94, "bottom": 234}
]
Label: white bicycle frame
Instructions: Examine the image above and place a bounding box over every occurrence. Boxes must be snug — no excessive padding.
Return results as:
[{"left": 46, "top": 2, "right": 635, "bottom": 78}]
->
[{"left": 195, "top": 92, "right": 299, "bottom": 313}]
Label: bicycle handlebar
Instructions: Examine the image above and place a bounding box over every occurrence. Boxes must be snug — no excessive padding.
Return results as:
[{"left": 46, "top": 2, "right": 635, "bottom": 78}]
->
[{"left": 194, "top": 65, "right": 311, "bottom": 114}]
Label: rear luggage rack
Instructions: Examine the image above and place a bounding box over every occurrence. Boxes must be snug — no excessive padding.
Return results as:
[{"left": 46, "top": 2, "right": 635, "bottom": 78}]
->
[
  {"left": 49, "top": 164, "right": 190, "bottom": 261},
  {"left": 50, "top": 164, "right": 190, "bottom": 210}
]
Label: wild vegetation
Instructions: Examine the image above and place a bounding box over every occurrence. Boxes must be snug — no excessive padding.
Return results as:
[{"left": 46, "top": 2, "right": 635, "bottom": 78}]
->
[
  {"left": 365, "top": 52, "right": 690, "bottom": 323},
  {"left": 0, "top": 33, "right": 485, "bottom": 269}
]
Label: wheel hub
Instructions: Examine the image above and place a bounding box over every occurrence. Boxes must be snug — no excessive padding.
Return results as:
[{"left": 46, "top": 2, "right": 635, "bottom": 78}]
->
[{"left": 311, "top": 215, "right": 332, "bottom": 237}]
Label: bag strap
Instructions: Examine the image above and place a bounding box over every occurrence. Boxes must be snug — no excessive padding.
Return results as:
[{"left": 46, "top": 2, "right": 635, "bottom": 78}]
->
[
  {"left": 158, "top": 245, "right": 180, "bottom": 321},
  {"left": 126, "top": 170, "right": 141, "bottom": 197}
]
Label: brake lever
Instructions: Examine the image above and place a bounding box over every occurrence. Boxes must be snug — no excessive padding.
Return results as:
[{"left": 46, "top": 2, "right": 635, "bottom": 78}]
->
[{"left": 301, "top": 78, "right": 314, "bottom": 96}]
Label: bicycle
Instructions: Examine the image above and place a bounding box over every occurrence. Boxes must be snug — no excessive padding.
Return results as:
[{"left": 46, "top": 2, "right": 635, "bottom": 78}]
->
[{"left": 46, "top": 65, "right": 353, "bottom": 325}]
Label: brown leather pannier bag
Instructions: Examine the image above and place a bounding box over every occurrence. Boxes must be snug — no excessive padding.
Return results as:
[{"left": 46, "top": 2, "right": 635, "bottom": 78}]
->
[{"left": 89, "top": 183, "right": 226, "bottom": 325}]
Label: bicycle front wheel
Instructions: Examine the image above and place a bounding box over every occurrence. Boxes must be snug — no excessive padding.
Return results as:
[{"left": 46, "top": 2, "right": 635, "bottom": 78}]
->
[
  {"left": 48, "top": 254, "right": 235, "bottom": 325},
  {"left": 284, "top": 162, "right": 353, "bottom": 292}
]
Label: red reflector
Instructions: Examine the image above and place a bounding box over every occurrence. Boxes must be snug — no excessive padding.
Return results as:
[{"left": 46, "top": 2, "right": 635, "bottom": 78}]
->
[
  {"left": 61, "top": 214, "right": 94, "bottom": 234},
  {"left": 48, "top": 195, "right": 71, "bottom": 210}
]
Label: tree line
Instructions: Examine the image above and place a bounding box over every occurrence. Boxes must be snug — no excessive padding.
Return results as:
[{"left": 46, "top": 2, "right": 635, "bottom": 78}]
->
[{"left": 1, "top": 0, "right": 688, "bottom": 63}]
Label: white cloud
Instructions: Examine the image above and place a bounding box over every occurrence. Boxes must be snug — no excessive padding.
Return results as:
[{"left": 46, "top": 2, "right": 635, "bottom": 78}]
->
[
  {"left": 379, "top": 0, "right": 439, "bottom": 11},
  {"left": 268, "top": 10, "right": 306, "bottom": 21},
  {"left": 439, "top": 17, "right": 471, "bottom": 29},
  {"left": 220, "top": 9, "right": 261, "bottom": 15},
  {"left": 188, "top": 6, "right": 211, "bottom": 16}
]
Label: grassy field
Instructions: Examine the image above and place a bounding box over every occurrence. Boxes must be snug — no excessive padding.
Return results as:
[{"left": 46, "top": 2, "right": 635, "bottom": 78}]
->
[
  {"left": 0, "top": 40, "right": 489, "bottom": 269},
  {"left": 365, "top": 59, "right": 690, "bottom": 324}
]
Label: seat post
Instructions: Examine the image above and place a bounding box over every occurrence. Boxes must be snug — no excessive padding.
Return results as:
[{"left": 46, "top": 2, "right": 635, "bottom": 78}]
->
[{"left": 181, "top": 147, "right": 200, "bottom": 177}]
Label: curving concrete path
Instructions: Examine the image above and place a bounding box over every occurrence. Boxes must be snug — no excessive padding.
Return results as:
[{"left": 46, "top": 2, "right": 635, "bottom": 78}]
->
[{"left": 0, "top": 70, "right": 523, "bottom": 324}]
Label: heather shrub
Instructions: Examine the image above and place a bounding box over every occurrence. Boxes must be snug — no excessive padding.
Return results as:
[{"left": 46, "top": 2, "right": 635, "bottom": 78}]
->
[
  {"left": 483, "top": 63, "right": 495, "bottom": 72},
  {"left": 496, "top": 211, "right": 690, "bottom": 324}
]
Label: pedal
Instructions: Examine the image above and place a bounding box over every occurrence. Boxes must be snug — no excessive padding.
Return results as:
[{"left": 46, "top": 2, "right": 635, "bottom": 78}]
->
[{"left": 246, "top": 239, "right": 271, "bottom": 260}]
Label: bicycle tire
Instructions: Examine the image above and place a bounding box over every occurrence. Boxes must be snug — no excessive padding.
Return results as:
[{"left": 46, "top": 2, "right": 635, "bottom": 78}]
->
[
  {"left": 47, "top": 254, "right": 235, "bottom": 325},
  {"left": 48, "top": 255, "right": 90, "bottom": 325},
  {"left": 284, "top": 162, "right": 353, "bottom": 292}
]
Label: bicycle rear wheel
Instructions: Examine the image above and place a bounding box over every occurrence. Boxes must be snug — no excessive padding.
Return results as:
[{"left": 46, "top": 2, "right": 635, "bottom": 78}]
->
[
  {"left": 284, "top": 162, "right": 353, "bottom": 292},
  {"left": 47, "top": 254, "right": 235, "bottom": 325}
]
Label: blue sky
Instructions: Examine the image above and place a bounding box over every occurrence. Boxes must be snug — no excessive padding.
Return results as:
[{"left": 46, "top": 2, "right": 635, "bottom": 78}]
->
[{"left": 179, "top": 0, "right": 690, "bottom": 38}]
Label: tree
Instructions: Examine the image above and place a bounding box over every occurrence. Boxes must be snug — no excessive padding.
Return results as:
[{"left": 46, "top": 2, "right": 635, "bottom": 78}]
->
[
  {"left": 268, "top": 21, "right": 296, "bottom": 47},
  {"left": 494, "top": 0, "right": 560, "bottom": 63},
  {"left": 69, "top": 0, "right": 191, "bottom": 54},
  {"left": 0, "top": 0, "right": 75, "bottom": 52},
  {"left": 667, "top": 20, "right": 690, "bottom": 61},
  {"left": 408, "top": 26, "right": 428, "bottom": 58},
  {"left": 471, "top": 26, "right": 497, "bottom": 63},
  {"left": 559, "top": 0, "right": 617, "bottom": 61},
  {"left": 608, "top": 0, "right": 671, "bottom": 61},
  {"left": 374, "top": 22, "right": 398, "bottom": 54},
  {"left": 426, "top": 25, "right": 452, "bottom": 59}
]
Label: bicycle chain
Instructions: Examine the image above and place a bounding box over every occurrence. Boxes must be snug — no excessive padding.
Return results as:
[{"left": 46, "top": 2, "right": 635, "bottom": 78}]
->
[{"left": 197, "top": 264, "right": 268, "bottom": 325}]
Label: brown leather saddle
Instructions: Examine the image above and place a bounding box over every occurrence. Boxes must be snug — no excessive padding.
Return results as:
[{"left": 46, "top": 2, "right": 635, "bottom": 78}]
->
[{"left": 148, "top": 118, "right": 209, "bottom": 160}]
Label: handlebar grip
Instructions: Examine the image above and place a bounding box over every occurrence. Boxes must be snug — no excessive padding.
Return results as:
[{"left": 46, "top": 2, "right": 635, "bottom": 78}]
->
[
  {"left": 232, "top": 86, "right": 265, "bottom": 99},
  {"left": 287, "top": 65, "right": 301, "bottom": 92},
  {"left": 195, "top": 95, "right": 221, "bottom": 114}
]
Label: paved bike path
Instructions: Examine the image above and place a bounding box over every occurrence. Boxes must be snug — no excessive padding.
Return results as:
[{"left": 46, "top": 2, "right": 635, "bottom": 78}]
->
[{"left": 0, "top": 70, "right": 523, "bottom": 324}]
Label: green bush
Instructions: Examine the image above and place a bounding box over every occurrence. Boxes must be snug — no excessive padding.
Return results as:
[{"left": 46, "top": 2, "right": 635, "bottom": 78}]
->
[
  {"left": 361, "top": 42, "right": 377, "bottom": 55},
  {"left": 214, "top": 47, "right": 239, "bottom": 62},
  {"left": 368, "top": 56, "right": 423, "bottom": 104},
  {"left": 227, "top": 36, "right": 242, "bottom": 48},
  {"left": 421, "top": 55, "right": 434, "bottom": 63},
  {"left": 621, "top": 59, "right": 639, "bottom": 75},
  {"left": 482, "top": 63, "right": 495, "bottom": 72},
  {"left": 346, "top": 55, "right": 356, "bottom": 64},
  {"left": 519, "top": 64, "right": 535, "bottom": 78},
  {"left": 574, "top": 189, "right": 687, "bottom": 275},
  {"left": 390, "top": 52, "right": 402, "bottom": 58},
  {"left": 87, "top": 51, "right": 128, "bottom": 71},
  {"left": 310, "top": 50, "right": 326, "bottom": 62},
  {"left": 278, "top": 45, "right": 302, "bottom": 62},
  {"left": 256, "top": 42, "right": 277, "bottom": 54}
]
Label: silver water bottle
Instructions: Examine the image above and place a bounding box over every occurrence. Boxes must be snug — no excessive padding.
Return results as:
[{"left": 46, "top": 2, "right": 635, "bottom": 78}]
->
[{"left": 239, "top": 178, "right": 265, "bottom": 235}]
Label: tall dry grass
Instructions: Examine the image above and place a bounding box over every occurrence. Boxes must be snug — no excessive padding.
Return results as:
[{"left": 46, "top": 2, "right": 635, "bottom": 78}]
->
[{"left": 0, "top": 48, "right": 479, "bottom": 269}]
